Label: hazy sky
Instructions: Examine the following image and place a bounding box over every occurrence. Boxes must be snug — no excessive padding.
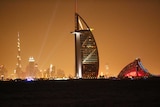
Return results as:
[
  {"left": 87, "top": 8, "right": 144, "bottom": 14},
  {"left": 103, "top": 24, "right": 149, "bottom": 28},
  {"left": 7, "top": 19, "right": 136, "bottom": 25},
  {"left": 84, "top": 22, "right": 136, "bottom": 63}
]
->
[{"left": 0, "top": 0, "right": 160, "bottom": 77}]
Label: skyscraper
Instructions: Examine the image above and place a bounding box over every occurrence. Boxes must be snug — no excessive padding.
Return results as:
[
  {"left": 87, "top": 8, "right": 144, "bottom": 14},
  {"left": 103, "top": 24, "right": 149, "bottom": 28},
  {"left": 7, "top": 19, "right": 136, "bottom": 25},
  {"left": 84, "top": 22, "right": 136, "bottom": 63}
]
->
[
  {"left": 26, "top": 57, "right": 36, "bottom": 78},
  {"left": 72, "top": 4, "right": 99, "bottom": 78},
  {"left": 16, "top": 32, "right": 22, "bottom": 78}
]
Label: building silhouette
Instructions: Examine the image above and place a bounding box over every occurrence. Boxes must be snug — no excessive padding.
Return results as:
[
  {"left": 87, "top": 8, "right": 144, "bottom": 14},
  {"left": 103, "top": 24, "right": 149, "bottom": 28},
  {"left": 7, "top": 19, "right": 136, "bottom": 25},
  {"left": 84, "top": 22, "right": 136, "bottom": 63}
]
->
[
  {"left": 72, "top": 12, "right": 99, "bottom": 79},
  {"left": 0, "top": 65, "right": 8, "bottom": 80},
  {"left": 15, "top": 32, "right": 22, "bottom": 78},
  {"left": 26, "top": 57, "right": 40, "bottom": 78},
  {"left": 44, "top": 64, "right": 55, "bottom": 78},
  {"left": 118, "top": 58, "right": 152, "bottom": 79}
]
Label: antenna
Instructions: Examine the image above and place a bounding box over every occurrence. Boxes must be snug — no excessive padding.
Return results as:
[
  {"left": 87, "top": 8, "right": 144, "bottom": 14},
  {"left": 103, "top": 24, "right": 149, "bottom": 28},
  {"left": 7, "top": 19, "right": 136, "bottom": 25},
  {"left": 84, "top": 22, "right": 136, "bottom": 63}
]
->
[
  {"left": 75, "top": 0, "right": 78, "bottom": 13},
  {"left": 18, "top": 32, "right": 19, "bottom": 37},
  {"left": 75, "top": 0, "right": 79, "bottom": 31}
]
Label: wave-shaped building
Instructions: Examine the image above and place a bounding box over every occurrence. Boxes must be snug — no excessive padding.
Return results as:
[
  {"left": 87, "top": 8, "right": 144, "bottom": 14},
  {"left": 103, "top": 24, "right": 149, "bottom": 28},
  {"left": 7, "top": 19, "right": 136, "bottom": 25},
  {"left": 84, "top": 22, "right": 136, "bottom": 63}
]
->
[{"left": 118, "top": 58, "right": 152, "bottom": 79}]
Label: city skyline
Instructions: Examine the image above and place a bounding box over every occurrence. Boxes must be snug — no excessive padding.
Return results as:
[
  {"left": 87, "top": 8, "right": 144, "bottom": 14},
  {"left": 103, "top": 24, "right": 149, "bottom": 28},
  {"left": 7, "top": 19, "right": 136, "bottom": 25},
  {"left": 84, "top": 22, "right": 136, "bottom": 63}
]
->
[{"left": 0, "top": 0, "right": 160, "bottom": 77}]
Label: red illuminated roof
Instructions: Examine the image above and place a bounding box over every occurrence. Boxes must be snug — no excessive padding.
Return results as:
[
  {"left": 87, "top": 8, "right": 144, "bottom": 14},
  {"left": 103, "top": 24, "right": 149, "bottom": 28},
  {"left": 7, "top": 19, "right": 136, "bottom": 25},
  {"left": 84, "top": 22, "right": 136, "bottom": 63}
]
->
[{"left": 118, "top": 58, "right": 152, "bottom": 79}]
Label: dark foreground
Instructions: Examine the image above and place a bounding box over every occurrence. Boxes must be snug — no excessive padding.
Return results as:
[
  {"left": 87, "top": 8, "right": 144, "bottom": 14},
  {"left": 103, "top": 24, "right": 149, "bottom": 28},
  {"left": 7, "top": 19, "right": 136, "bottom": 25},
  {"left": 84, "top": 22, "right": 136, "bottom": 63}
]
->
[{"left": 0, "top": 79, "right": 160, "bottom": 107}]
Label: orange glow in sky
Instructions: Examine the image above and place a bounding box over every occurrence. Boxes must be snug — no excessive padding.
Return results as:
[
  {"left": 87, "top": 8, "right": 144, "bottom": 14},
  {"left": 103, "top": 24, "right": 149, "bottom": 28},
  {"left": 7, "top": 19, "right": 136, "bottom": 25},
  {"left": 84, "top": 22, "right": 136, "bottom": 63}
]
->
[{"left": 0, "top": 0, "right": 160, "bottom": 77}]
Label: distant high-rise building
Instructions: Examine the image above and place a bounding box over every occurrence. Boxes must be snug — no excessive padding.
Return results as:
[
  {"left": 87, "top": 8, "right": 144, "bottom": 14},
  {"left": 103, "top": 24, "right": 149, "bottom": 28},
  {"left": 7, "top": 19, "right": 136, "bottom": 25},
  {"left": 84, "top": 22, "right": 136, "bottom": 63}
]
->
[
  {"left": 0, "top": 65, "right": 8, "bottom": 80},
  {"left": 72, "top": 2, "right": 99, "bottom": 78},
  {"left": 26, "top": 57, "right": 37, "bottom": 78},
  {"left": 44, "top": 64, "right": 55, "bottom": 78},
  {"left": 16, "top": 32, "right": 22, "bottom": 78},
  {"left": 26, "top": 57, "right": 36, "bottom": 78}
]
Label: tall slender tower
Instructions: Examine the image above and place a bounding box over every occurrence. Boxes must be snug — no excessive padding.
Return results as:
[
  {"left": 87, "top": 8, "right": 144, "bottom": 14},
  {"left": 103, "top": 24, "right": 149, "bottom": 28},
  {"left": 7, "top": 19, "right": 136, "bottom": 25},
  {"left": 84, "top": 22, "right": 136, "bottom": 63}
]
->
[
  {"left": 16, "top": 32, "right": 22, "bottom": 78},
  {"left": 72, "top": 0, "right": 99, "bottom": 79}
]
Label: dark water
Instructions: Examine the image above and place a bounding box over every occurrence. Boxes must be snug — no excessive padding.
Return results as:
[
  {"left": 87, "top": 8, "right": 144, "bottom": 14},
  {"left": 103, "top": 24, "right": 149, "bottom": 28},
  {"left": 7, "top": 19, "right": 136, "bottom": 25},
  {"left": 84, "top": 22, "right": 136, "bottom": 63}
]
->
[{"left": 0, "top": 79, "right": 160, "bottom": 107}]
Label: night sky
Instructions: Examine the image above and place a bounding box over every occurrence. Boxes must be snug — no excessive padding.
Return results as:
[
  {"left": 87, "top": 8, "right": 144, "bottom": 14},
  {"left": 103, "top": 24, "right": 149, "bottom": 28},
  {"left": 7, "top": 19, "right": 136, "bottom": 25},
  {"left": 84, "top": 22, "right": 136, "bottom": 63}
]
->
[{"left": 0, "top": 0, "right": 160, "bottom": 77}]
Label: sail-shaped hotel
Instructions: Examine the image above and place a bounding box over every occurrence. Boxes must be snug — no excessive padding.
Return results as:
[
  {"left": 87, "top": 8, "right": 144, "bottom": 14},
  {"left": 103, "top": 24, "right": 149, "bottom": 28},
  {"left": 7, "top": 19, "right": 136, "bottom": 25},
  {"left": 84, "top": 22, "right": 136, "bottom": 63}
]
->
[{"left": 72, "top": 12, "right": 99, "bottom": 79}]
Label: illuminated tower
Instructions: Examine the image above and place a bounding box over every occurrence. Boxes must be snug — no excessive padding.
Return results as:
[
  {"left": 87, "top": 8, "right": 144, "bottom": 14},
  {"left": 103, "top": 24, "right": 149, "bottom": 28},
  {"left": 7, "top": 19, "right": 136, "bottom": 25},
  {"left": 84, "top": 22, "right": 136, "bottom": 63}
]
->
[
  {"left": 25, "top": 57, "right": 35, "bottom": 78},
  {"left": 16, "top": 32, "right": 22, "bottom": 78},
  {"left": 72, "top": 1, "right": 99, "bottom": 78}
]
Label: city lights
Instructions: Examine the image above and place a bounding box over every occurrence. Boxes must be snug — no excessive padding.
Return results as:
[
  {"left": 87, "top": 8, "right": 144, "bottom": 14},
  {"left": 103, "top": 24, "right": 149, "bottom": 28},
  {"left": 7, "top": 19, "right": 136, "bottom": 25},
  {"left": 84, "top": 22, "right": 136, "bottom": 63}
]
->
[{"left": 0, "top": 0, "right": 159, "bottom": 81}]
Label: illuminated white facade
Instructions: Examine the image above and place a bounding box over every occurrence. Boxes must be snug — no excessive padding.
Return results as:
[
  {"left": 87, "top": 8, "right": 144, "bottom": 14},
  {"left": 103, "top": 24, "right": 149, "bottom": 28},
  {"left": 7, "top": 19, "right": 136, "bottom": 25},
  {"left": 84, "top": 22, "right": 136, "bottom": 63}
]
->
[
  {"left": 29, "top": 57, "right": 35, "bottom": 62},
  {"left": 73, "top": 13, "right": 99, "bottom": 79}
]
